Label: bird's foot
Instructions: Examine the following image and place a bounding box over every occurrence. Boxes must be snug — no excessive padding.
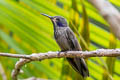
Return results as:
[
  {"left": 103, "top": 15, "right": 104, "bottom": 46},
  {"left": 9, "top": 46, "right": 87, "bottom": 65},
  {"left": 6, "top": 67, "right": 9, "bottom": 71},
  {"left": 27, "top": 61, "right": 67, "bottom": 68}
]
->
[
  {"left": 57, "top": 51, "right": 62, "bottom": 56},
  {"left": 57, "top": 50, "right": 68, "bottom": 56}
]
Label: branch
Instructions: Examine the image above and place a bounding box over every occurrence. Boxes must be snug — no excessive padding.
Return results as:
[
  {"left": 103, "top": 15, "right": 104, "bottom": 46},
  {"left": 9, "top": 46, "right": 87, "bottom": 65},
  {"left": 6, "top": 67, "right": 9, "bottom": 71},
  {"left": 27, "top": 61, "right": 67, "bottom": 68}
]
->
[
  {"left": 11, "top": 59, "right": 31, "bottom": 80},
  {"left": 0, "top": 49, "right": 120, "bottom": 80},
  {"left": 88, "top": 0, "right": 120, "bottom": 39},
  {"left": 0, "top": 63, "right": 7, "bottom": 80},
  {"left": 22, "top": 77, "right": 49, "bottom": 80},
  {"left": 0, "top": 49, "right": 120, "bottom": 60}
]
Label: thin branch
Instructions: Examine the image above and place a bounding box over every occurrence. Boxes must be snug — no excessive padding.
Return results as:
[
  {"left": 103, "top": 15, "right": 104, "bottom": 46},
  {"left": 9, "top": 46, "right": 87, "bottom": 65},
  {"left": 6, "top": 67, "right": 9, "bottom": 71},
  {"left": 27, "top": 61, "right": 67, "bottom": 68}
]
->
[
  {"left": 88, "top": 0, "right": 120, "bottom": 40},
  {"left": 11, "top": 59, "right": 31, "bottom": 80},
  {"left": 0, "top": 63, "right": 7, "bottom": 80},
  {"left": 0, "top": 53, "right": 30, "bottom": 59},
  {"left": 22, "top": 77, "right": 51, "bottom": 80},
  {"left": 0, "top": 49, "right": 120, "bottom": 80}
]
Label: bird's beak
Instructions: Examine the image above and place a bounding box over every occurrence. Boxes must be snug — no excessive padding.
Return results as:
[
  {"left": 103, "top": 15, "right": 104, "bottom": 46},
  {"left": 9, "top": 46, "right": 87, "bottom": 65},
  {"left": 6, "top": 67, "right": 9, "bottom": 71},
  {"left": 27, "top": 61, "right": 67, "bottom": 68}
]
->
[{"left": 41, "top": 13, "right": 54, "bottom": 20}]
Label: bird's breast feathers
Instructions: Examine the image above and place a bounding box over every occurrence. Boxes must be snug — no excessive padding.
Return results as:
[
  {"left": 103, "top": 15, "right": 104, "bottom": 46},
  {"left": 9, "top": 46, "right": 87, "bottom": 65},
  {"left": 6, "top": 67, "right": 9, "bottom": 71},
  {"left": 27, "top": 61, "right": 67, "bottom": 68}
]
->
[
  {"left": 54, "top": 27, "right": 68, "bottom": 38},
  {"left": 54, "top": 27, "right": 74, "bottom": 50}
]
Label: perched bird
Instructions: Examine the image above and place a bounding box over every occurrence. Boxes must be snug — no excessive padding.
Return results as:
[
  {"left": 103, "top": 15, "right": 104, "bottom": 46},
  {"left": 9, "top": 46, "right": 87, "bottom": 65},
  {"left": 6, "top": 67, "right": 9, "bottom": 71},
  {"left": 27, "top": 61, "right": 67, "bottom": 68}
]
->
[{"left": 41, "top": 13, "right": 89, "bottom": 77}]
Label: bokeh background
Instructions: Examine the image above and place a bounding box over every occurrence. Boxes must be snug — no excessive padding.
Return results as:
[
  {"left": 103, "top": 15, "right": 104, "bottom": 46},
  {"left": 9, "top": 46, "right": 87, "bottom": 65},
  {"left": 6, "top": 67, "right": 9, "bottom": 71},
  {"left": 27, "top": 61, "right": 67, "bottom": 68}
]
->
[{"left": 0, "top": 0, "right": 120, "bottom": 80}]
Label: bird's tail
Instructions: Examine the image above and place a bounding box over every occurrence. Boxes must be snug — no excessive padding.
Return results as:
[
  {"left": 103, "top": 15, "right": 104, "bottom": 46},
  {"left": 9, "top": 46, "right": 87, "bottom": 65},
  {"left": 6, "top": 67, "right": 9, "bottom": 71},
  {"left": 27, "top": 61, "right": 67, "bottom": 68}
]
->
[{"left": 67, "top": 58, "right": 89, "bottom": 77}]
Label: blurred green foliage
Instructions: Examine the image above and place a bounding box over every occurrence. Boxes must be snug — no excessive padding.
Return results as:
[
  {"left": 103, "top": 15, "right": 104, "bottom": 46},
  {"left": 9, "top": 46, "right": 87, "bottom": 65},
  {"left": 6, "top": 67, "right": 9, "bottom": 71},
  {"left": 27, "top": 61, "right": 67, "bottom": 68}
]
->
[{"left": 0, "top": 0, "right": 120, "bottom": 80}]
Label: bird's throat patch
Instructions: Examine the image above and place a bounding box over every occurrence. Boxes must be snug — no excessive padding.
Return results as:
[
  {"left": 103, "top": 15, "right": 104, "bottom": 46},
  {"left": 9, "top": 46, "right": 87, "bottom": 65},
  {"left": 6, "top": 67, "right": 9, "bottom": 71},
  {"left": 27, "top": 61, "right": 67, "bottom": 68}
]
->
[{"left": 56, "top": 21, "right": 64, "bottom": 27}]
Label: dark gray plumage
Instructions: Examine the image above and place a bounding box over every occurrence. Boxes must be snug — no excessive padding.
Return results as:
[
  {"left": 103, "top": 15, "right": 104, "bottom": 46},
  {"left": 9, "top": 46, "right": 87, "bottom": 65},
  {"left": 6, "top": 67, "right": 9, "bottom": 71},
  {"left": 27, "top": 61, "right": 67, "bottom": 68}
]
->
[{"left": 41, "top": 13, "right": 89, "bottom": 77}]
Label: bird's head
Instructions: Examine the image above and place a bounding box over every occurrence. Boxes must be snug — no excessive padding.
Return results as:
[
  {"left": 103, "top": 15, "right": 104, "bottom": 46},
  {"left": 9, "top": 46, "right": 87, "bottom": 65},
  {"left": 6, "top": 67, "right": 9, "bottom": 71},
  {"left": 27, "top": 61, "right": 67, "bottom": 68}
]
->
[{"left": 41, "top": 13, "right": 68, "bottom": 27}]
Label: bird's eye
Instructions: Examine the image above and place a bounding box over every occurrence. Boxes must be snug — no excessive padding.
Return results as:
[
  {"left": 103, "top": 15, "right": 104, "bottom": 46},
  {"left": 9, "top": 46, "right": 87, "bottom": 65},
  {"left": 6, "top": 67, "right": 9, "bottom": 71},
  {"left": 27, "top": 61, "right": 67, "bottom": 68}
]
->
[{"left": 56, "top": 18, "right": 60, "bottom": 21}]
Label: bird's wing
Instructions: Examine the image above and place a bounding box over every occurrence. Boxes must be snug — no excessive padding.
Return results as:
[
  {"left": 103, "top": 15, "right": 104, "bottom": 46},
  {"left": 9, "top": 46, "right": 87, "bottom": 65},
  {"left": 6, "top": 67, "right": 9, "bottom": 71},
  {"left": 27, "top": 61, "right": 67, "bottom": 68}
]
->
[
  {"left": 66, "top": 27, "right": 82, "bottom": 51},
  {"left": 66, "top": 27, "right": 89, "bottom": 77}
]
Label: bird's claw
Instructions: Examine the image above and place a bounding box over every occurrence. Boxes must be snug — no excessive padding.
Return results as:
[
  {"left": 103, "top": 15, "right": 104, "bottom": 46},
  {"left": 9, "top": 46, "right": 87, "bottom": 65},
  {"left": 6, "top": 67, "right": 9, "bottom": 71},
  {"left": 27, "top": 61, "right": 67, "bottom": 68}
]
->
[
  {"left": 57, "top": 51, "right": 62, "bottom": 56},
  {"left": 57, "top": 51, "right": 68, "bottom": 56}
]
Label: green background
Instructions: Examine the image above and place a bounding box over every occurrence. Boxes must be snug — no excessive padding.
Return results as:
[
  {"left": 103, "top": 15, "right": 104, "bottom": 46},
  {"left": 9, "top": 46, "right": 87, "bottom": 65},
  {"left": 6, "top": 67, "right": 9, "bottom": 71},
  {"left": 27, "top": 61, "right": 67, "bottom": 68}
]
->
[{"left": 0, "top": 0, "right": 120, "bottom": 80}]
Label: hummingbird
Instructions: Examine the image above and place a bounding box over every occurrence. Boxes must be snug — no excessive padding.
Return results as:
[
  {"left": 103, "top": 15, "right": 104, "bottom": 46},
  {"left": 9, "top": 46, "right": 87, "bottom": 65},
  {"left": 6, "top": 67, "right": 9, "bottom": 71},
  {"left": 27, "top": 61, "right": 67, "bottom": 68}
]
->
[{"left": 41, "top": 13, "right": 89, "bottom": 77}]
